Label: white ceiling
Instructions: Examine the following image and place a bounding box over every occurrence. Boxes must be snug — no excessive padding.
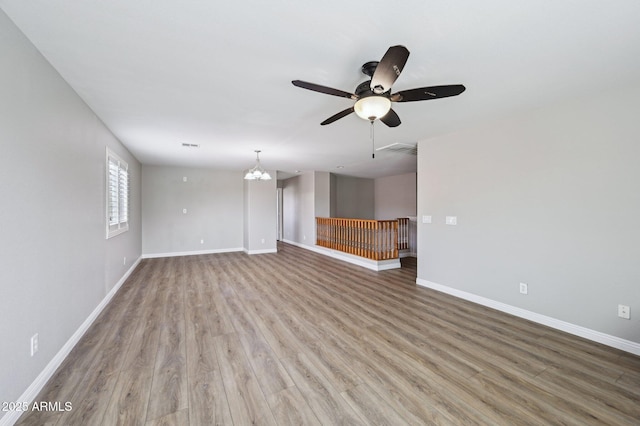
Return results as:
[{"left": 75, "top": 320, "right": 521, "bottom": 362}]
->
[{"left": 2, "top": 0, "right": 640, "bottom": 179}]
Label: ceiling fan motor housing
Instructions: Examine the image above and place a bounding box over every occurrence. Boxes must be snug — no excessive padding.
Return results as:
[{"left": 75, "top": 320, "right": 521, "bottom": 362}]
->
[
  {"left": 361, "top": 61, "right": 379, "bottom": 77},
  {"left": 355, "top": 80, "right": 390, "bottom": 100}
]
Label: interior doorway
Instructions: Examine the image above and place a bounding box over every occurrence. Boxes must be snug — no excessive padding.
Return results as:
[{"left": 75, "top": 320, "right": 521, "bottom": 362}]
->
[{"left": 276, "top": 187, "right": 283, "bottom": 241}]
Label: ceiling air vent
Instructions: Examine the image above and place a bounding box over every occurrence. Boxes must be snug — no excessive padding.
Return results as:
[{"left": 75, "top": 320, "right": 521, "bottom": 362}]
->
[
  {"left": 181, "top": 143, "right": 200, "bottom": 148},
  {"left": 375, "top": 142, "right": 417, "bottom": 156}
]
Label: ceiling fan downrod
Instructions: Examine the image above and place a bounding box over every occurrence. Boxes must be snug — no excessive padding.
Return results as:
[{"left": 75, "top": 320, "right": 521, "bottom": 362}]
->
[{"left": 371, "top": 120, "right": 375, "bottom": 159}]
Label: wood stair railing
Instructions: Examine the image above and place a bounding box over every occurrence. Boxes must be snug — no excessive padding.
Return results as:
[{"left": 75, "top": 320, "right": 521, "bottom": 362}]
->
[
  {"left": 316, "top": 217, "right": 399, "bottom": 260},
  {"left": 397, "top": 217, "right": 409, "bottom": 251}
]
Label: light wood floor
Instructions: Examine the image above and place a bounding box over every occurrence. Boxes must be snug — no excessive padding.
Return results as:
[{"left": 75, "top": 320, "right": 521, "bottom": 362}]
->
[{"left": 18, "top": 242, "right": 640, "bottom": 425}]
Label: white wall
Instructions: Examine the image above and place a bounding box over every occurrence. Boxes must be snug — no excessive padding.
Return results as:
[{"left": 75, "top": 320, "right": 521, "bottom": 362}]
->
[
  {"left": 0, "top": 9, "right": 141, "bottom": 411},
  {"left": 142, "top": 166, "right": 244, "bottom": 255},
  {"left": 374, "top": 172, "right": 416, "bottom": 220},
  {"left": 417, "top": 83, "right": 640, "bottom": 345}
]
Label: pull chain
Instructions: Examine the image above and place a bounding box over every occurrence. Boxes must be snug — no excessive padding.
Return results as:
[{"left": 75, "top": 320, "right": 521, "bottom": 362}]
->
[{"left": 370, "top": 120, "right": 375, "bottom": 159}]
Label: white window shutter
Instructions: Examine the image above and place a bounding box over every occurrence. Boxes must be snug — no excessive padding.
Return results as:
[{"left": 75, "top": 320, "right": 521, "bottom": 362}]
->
[{"left": 106, "top": 148, "right": 129, "bottom": 238}]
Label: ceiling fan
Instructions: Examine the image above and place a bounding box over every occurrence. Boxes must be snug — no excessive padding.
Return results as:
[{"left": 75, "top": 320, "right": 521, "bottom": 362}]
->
[{"left": 292, "top": 45, "right": 465, "bottom": 127}]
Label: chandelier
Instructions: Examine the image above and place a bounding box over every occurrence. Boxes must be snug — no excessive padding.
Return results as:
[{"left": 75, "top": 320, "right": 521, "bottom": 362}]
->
[{"left": 244, "top": 150, "right": 272, "bottom": 180}]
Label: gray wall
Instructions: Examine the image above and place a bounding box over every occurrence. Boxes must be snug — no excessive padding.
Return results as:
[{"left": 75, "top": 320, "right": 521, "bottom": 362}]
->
[
  {"left": 282, "top": 171, "right": 330, "bottom": 245},
  {"left": 374, "top": 172, "right": 416, "bottom": 220},
  {"left": 243, "top": 174, "right": 277, "bottom": 253},
  {"left": 142, "top": 166, "right": 244, "bottom": 255},
  {"left": 333, "top": 174, "right": 375, "bottom": 219},
  {"left": 330, "top": 173, "right": 337, "bottom": 217},
  {"left": 314, "top": 171, "right": 331, "bottom": 218},
  {"left": 0, "top": 9, "right": 141, "bottom": 407},
  {"left": 417, "top": 84, "right": 640, "bottom": 343}
]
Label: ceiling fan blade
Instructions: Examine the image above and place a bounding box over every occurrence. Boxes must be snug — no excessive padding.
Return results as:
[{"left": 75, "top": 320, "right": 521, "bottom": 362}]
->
[
  {"left": 292, "top": 80, "right": 357, "bottom": 99},
  {"left": 391, "top": 84, "right": 466, "bottom": 102},
  {"left": 370, "top": 45, "right": 410, "bottom": 94},
  {"left": 380, "top": 109, "right": 401, "bottom": 128},
  {"left": 320, "top": 107, "right": 354, "bottom": 125}
]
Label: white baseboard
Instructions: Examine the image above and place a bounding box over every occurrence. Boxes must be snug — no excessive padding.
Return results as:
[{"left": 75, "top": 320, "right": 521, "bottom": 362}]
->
[
  {"left": 0, "top": 257, "right": 142, "bottom": 426},
  {"left": 416, "top": 278, "right": 640, "bottom": 356},
  {"left": 399, "top": 250, "right": 417, "bottom": 258},
  {"left": 244, "top": 248, "right": 278, "bottom": 255},
  {"left": 141, "top": 247, "right": 244, "bottom": 259},
  {"left": 282, "top": 239, "right": 401, "bottom": 271}
]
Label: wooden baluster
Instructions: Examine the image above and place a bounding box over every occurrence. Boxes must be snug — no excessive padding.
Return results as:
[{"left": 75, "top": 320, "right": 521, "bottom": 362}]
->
[
  {"left": 324, "top": 218, "right": 327, "bottom": 248},
  {"left": 389, "top": 221, "right": 393, "bottom": 259},
  {"left": 368, "top": 221, "right": 372, "bottom": 259},
  {"left": 394, "top": 220, "right": 399, "bottom": 258},
  {"left": 383, "top": 221, "right": 387, "bottom": 259},
  {"left": 332, "top": 218, "right": 336, "bottom": 250},
  {"left": 376, "top": 221, "right": 380, "bottom": 260},
  {"left": 345, "top": 219, "right": 349, "bottom": 254},
  {"left": 371, "top": 221, "right": 374, "bottom": 260},
  {"left": 343, "top": 219, "right": 347, "bottom": 252},
  {"left": 348, "top": 220, "right": 352, "bottom": 255},
  {"left": 358, "top": 222, "right": 362, "bottom": 257},
  {"left": 378, "top": 221, "right": 382, "bottom": 260},
  {"left": 378, "top": 221, "right": 381, "bottom": 260},
  {"left": 388, "top": 221, "right": 393, "bottom": 259},
  {"left": 325, "top": 218, "right": 328, "bottom": 248},
  {"left": 353, "top": 220, "right": 357, "bottom": 255},
  {"left": 384, "top": 221, "right": 388, "bottom": 259},
  {"left": 364, "top": 221, "right": 369, "bottom": 259},
  {"left": 356, "top": 221, "right": 359, "bottom": 257},
  {"left": 324, "top": 217, "right": 328, "bottom": 248}
]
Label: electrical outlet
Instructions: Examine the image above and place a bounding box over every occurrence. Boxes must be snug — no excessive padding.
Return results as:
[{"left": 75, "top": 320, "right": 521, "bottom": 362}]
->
[
  {"left": 123, "top": 256, "right": 126, "bottom": 265},
  {"left": 31, "top": 333, "right": 39, "bottom": 356},
  {"left": 200, "top": 239, "right": 204, "bottom": 244},
  {"left": 618, "top": 304, "right": 630, "bottom": 319},
  {"left": 519, "top": 283, "right": 528, "bottom": 295}
]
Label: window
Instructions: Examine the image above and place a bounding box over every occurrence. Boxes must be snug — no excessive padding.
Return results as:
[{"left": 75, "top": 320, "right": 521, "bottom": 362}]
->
[{"left": 106, "top": 148, "right": 129, "bottom": 238}]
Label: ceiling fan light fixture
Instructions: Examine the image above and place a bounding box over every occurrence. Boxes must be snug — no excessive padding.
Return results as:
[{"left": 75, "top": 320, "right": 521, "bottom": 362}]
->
[
  {"left": 244, "top": 150, "right": 272, "bottom": 181},
  {"left": 354, "top": 96, "right": 391, "bottom": 121}
]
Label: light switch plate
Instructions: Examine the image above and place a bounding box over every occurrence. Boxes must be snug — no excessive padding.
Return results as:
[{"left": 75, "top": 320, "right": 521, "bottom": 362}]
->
[
  {"left": 422, "top": 215, "right": 432, "bottom": 224},
  {"left": 519, "top": 283, "right": 528, "bottom": 294},
  {"left": 445, "top": 216, "right": 457, "bottom": 225}
]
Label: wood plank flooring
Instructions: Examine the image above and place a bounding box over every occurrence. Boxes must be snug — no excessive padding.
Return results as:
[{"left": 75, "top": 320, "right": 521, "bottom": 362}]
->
[{"left": 17, "top": 242, "right": 640, "bottom": 425}]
